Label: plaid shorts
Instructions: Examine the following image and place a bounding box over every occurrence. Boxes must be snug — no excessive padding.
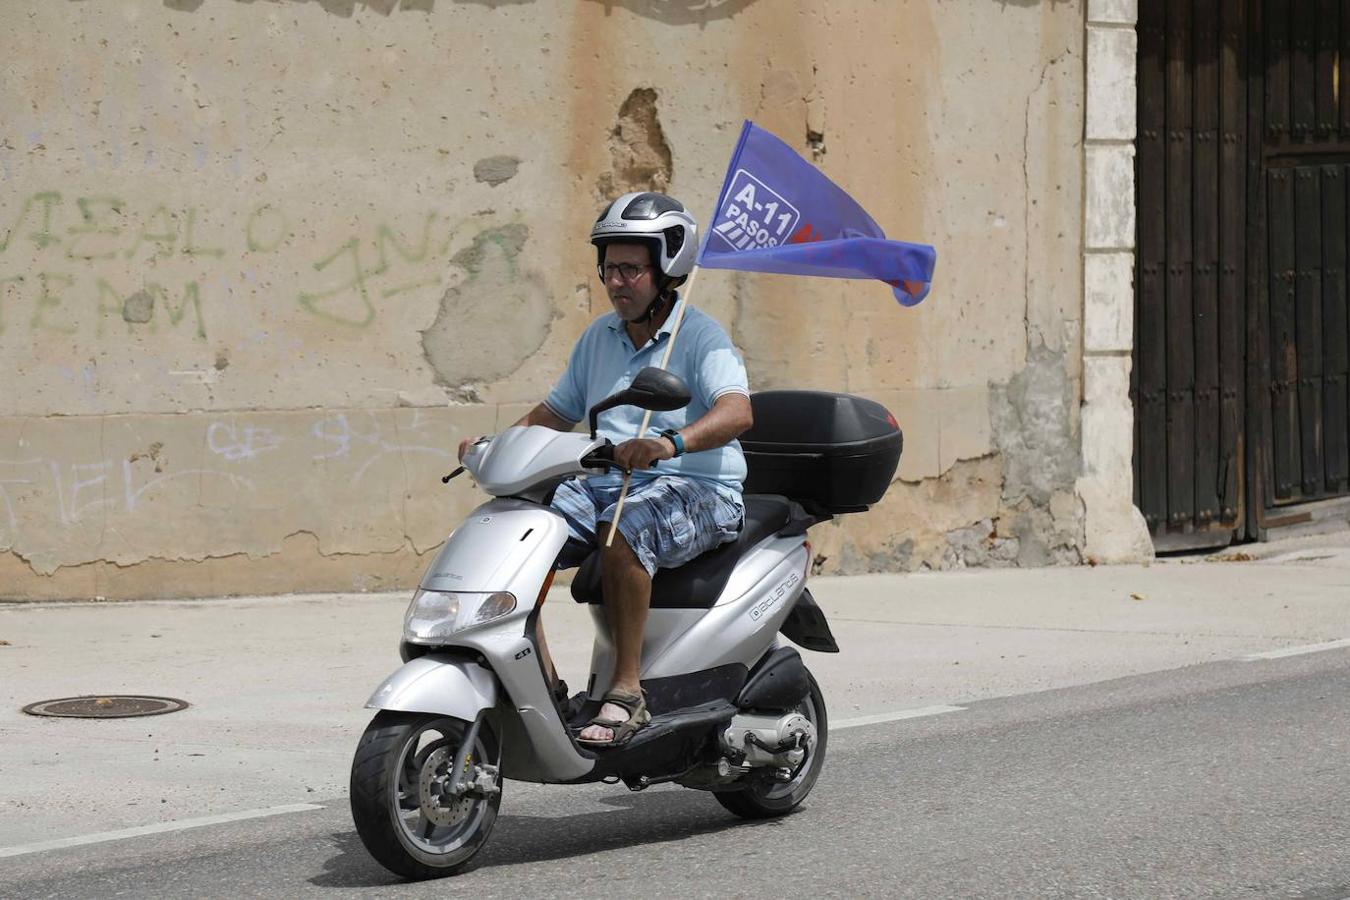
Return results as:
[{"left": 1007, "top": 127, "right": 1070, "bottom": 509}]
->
[{"left": 551, "top": 476, "right": 745, "bottom": 577}]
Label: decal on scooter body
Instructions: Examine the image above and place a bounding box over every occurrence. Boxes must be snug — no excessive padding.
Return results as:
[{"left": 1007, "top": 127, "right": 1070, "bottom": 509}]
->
[{"left": 749, "top": 571, "right": 801, "bottom": 622}]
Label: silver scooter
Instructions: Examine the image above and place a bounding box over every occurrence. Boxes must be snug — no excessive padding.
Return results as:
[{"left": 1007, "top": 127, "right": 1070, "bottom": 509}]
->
[{"left": 348, "top": 367, "right": 901, "bottom": 880}]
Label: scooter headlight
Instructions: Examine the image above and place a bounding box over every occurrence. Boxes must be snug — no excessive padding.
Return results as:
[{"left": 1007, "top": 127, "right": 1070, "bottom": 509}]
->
[{"left": 403, "top": 589, "right": 517, "bottom": 643}]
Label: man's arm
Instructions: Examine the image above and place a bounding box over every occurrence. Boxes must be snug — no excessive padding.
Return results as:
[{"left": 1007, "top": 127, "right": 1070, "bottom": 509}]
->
[
  {"left": 613, "top": 392, "right": 753, "bottom": 471},
  {"left": 671, "top": 392, "right": 752, "bottom": 454},
  {"left": 513, "top": 402, "right": 577, "bottom": 431}
]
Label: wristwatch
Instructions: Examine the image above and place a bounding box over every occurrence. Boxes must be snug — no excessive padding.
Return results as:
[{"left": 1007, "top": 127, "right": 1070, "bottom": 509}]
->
[{"left": 659, "top": 428, "right": 685, "bottom": 457}]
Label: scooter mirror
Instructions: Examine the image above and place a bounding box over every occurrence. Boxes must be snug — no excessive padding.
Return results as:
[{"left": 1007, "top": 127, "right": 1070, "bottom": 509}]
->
[
  {"left": 627, "top": 367, "right": 692, "bottom": 411},
  {"left": 587, "top": 366, "right": 692, "bottom": 438}
]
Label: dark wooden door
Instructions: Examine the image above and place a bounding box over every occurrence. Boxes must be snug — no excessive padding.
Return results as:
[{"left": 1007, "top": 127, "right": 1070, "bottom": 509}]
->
[
  {"left": 1134, "top": 0, "right": 1350, "bottom": 548},
  {"left": 1134, "top": 0, "right": 1248, "bottom": 549},
  {"left": 1248, "top": 0, "right": 1350, "bottom": 527}
]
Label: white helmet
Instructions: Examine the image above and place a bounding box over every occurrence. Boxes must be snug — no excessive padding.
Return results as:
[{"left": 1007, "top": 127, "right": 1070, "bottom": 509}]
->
[{"left": 590, "top": 192, "right": 698, "bottom": 280}]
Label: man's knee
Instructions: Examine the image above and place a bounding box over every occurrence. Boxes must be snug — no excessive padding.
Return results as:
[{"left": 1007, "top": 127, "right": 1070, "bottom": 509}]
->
[{"left": 599, "top": 524, "right": 644, "bottom": 571}]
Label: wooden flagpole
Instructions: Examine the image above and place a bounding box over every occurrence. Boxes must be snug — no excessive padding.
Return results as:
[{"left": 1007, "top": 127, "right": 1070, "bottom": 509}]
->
[{"left": 604, "top": 266, "right": 701, "bottom": 548}]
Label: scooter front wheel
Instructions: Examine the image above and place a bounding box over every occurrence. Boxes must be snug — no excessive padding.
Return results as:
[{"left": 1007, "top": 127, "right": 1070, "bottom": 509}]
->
[{"left": 349, "top": 711, "right": 501, "bottom": 880}]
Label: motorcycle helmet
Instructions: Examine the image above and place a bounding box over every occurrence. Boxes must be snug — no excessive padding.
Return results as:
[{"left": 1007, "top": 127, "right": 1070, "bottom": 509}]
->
[{"left": 591, "top": 192, "right": 698, "bottom": 322}]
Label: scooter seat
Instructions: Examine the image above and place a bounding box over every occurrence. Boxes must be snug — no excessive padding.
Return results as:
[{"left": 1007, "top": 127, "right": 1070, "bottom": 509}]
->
[{"left": 571, "top": 494, "right": 796, "bottom": 609}]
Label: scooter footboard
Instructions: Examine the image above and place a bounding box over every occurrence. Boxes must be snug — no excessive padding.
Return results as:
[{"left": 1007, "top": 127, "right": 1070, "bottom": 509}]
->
[{"left": 366, "top": 654, "right": 498, "bottom": 720}]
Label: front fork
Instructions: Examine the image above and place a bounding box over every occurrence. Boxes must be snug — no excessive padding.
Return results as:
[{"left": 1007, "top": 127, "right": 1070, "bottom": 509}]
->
[{"left": 446, "top": 709, "right": 500, "bottom": 800}]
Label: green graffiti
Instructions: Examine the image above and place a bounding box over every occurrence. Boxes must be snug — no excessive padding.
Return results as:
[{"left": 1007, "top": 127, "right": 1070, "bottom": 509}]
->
[
  {"left": 182, "top": 208, "right": 225, "bottom": 258},
  {"left": 30, "top": 272, "right": 76, "bottom": 334},
  {"left": 0, "top": 194, "right": 526, "bottom": 338},
  {"left": 0, "top": 192, "right": 63, "bottom": 253},
  {"left": 296, "top": 215, "right": 468, "bottom": 325},
  {"left": 451, "top": 224, "right": 529, "bottom": 277},
  {"left": 298, "top": 238, "right": 376, "bottom": 328},
  {"left": 66, "top": 196, "right": 126, "bottom": 261},
  {"left": 375, "top": 214, "right": 436, "bottom": 268},
  {"left": 94, "top": 278, "right": 132, "bottom": 337},
  {"left": 375, "top": 213, "right": 444, "bottom": 298},
  {"left": 157, "top": 280, "right": 205, "bottom": 339},
  {"left": 246, "top": 204, "right": 290, "bottom": 253},
  {"left": 124, "top": 206, "right": 179, "bottom": 260},
  {"left": 93, "top": 277, "right": 205, "bottom": 339}
]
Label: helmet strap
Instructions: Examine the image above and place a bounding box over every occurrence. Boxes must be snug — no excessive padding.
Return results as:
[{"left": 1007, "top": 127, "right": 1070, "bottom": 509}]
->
[
  {"left": 631, "top": 291, "right": 665, "bottom": 325},
  {"left": 630, "top": 243, "right": 675, "bottom": 325}
]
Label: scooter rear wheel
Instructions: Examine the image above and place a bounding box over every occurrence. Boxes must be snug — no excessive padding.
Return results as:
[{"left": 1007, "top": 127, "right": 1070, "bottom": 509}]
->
[
  {"left": 349, "top": 711, "right": 501, "bottom": 880},
  {"left": 715, "top": 670, "right": 828, "bottom": 819}
]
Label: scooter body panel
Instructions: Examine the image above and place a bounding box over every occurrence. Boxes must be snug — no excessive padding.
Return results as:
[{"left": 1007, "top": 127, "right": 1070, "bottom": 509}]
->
[
  {"left": 418, "top": 498, "right": 570, "bottom": 595},
  {"left": 441, "top": 621, "right": 596, "bottom": 783},
  {"left": 365, "top": 654, "right": 498, "bottom": 719},
  {"left": 584, "top": 608, "right": 708, "bottom": 700},
  {"left": 644, "top": 539, "right": 809, "bottom": 678},
  {"left": 584, "top": 538, "right": 809, "bottom": 694},
  {"left": 714, "top": 535, "right": 806, "bottom": 607},
  {"left": 466, "top": 428, "right": 605, "bottom": 500}
]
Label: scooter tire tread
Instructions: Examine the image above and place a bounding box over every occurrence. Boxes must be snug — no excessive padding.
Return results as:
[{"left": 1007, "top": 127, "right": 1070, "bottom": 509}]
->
[{"left": 349, "top": 711, "right": 498, "bottom": 881}]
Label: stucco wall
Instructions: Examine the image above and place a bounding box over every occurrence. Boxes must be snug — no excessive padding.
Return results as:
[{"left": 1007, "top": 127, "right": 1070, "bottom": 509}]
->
[{"left": 0, "top": 0, "right": 1086, "bottom": 600}]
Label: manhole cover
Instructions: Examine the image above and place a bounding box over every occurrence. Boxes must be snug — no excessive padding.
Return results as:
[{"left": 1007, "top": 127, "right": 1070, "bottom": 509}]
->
[{"left": 22, "top": 695, "right": 189, "bottom": 719}]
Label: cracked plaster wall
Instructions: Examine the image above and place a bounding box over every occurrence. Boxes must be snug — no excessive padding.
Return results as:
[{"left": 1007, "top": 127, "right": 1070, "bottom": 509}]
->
[{"left": 0, "top": 0, "right": 1087, "bottom": 600}]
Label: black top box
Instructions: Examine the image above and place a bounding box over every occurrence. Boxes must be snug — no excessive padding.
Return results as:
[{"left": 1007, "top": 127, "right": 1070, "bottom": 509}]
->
[{"left": 740, "top": 391, "right": 903, "bottom": 513}]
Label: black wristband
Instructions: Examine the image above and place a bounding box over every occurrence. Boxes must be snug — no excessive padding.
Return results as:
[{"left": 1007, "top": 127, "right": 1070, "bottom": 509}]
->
[{"left": 659, "top": 428, "right": 685, "bottom": 457}]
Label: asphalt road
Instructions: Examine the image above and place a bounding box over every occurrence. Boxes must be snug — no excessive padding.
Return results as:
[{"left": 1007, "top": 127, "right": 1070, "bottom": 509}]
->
[{"left": 4, "top": 647, "right": 1348, "bottom": 900}]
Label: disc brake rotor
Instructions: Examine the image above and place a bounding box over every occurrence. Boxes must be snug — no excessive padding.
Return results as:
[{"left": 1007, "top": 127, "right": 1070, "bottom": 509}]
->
[{"left": 417, "top": 746, "right": 475, "bottom": 828}]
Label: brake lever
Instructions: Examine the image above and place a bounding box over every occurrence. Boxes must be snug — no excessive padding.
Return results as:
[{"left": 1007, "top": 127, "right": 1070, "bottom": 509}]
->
[
  {"left": 581, "top": 456, "right": 631, "bottom": 475},
  {"left": 444, "top": 434, "right": 493, "bottom": 484}
]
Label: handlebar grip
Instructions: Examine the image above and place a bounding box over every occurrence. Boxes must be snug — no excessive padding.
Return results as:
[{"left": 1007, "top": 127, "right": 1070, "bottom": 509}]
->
[{"left": 581, "top": 443, "right": 630, "bottom": 475}]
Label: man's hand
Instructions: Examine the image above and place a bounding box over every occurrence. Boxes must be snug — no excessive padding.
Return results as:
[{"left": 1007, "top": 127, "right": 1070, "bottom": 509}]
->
[
  {"left": 457, "top": 435, "right": 488, "bottom": 462},
  {"left": 613, "top": 437, "right": 675, "bottom": 471}
]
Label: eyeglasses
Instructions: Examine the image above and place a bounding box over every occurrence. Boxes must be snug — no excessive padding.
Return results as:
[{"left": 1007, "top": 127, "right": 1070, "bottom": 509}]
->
[{"left": 598, "top": 263, "right": 652, "bottom": 282}]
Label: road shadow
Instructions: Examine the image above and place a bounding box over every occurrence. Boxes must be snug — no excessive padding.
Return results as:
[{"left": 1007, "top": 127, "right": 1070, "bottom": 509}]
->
[{"left": 310, "top": 790, "right": 772, "bottom": 886}]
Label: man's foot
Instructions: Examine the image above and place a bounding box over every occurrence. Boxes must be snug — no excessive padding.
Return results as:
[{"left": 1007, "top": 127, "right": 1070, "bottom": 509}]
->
[{"left": 576, "top": 688, "right": 649, "bottom": 747}]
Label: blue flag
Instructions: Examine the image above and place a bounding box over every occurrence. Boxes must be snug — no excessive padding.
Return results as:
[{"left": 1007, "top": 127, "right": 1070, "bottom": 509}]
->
[{"left": 697, "top": 121, "right": 936, "bottom": 306}]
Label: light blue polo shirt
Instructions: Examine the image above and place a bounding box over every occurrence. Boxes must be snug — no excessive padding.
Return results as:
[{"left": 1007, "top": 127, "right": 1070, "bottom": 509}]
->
[{"left": 543, "top": 297, "right": 750, "bottom": 495}]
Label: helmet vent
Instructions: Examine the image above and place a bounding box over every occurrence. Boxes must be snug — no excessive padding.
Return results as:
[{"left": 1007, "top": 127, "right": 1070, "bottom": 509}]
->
[
  {"left": 622, "top": 193, "right": 684, "bottom": 220},
  {"left": 663, "top": 225, "right": 685, "bottom": 257}
]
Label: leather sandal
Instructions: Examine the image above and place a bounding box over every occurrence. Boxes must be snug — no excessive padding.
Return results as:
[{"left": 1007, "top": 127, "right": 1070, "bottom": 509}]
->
[{"left": 575, "top": 688, "right": 650, "bottom": 749}]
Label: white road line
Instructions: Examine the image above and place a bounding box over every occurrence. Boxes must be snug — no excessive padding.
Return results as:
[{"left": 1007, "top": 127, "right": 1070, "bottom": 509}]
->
[
  {"left": 0, "top": 803, "right": 325, "bottom": 859},
  {"left": 1241, "top": 638, "right": 1350, "bottom": 661},
  {"left": 833, "top": 705, "right": 966, "bottom": 730}
]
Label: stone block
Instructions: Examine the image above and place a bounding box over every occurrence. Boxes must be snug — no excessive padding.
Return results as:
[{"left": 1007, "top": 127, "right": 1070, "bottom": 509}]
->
[
  {"left": 1084, "top": 252, "right": 1135, "bottom": 353},
  {"left": 1085, "top": 145, "right": 1137, "bottom": 250},
  {"left": 1088, "top": 0, "right": 1138, "bottom": 25},
  {"left": 1077, "top": 475, "right": 1154, "bottom": 564},
  {"left": 1087, "top": 27, "right": 1137, "bottom": 141},
  {"left": 1080, "top": 355, "right": 1134, "bottom": 481}
]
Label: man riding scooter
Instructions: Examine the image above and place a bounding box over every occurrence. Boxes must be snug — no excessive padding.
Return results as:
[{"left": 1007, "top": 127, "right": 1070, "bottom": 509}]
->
[{"left": 458, "top": 191, "right": 753, "bottom": 747}]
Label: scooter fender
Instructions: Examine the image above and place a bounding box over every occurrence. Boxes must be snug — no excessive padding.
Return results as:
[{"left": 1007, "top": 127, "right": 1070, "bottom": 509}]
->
[{"left": 365, "top": 654, "right": 498, "bottom": 720}]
